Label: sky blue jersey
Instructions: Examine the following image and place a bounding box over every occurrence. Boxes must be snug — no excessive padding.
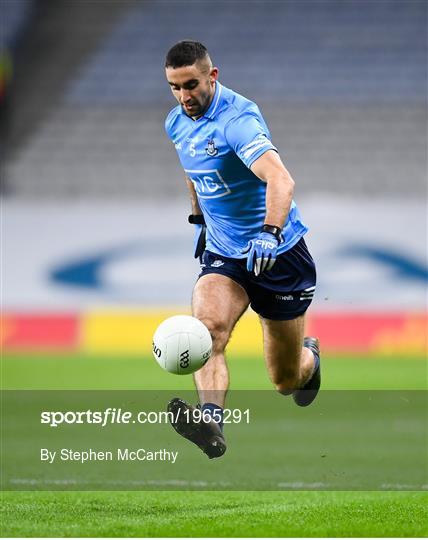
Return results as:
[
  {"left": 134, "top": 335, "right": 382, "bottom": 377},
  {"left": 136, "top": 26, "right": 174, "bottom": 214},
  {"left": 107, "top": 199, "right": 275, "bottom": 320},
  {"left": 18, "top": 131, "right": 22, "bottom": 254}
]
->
[{"left": 165, "top": 82, "right": 308, "bottom": 258}]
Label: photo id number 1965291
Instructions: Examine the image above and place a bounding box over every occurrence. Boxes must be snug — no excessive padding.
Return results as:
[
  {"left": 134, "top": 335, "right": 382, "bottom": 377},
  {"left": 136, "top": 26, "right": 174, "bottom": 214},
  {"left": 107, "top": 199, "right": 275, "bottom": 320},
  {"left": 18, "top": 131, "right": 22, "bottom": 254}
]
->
[{"left": 182, "top": 408, "right": 250, "bottom": 424}]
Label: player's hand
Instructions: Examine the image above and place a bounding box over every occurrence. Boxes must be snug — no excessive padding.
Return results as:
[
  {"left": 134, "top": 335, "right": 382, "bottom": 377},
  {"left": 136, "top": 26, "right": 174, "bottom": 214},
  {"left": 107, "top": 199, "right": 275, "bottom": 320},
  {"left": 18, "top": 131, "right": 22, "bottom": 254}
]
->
[
  {"left": 242, "top": 232, "right": 279, "bottom": 276},
  {"left": 189, "top": 214, "right": 206, "bottom": 258}
]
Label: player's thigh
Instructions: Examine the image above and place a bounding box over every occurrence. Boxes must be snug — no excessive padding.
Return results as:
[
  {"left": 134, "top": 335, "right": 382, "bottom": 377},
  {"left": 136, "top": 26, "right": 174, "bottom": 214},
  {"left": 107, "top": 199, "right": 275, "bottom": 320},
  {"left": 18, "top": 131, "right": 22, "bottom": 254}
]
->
[
  {"left": 192, "top": 273, "right": 250, "bottom": 349},
  {"left": 259, "top": 313, "right": 306, "bottom": 384}
]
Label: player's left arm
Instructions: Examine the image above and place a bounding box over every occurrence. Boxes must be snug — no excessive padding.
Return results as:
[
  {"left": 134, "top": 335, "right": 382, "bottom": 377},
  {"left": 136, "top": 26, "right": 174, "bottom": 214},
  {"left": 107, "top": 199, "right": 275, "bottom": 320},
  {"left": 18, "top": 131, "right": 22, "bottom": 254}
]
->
[
  {"left": 186, "top": 175, "right": 206, "bottom": 259},
  {"left": 224, "top": 112, "right": 295, "bottom": 275},
  {"left": 242, "top": 150, "right": 295, "bottom": 276},
  {"left": 250, "top": 149, "right": 295, "bottom": 230}
]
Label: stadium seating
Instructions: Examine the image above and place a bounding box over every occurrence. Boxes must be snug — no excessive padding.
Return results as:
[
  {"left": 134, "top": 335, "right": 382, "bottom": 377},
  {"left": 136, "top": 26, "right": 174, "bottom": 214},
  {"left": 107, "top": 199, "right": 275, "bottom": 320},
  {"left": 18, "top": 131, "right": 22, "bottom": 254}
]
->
[
  {"left": 3, "top": 0, "right": 426, "bottom": 198},
  {"left": 1, "top": 0, "right": 34, "bottom": 50}
]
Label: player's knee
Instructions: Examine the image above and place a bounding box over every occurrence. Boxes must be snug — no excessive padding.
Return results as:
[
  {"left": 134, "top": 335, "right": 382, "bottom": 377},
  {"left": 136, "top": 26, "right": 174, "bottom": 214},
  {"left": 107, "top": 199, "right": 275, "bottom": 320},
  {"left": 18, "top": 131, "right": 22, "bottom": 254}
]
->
[{"left": 201, "top": 318, "right": 229, "bottom": 353}]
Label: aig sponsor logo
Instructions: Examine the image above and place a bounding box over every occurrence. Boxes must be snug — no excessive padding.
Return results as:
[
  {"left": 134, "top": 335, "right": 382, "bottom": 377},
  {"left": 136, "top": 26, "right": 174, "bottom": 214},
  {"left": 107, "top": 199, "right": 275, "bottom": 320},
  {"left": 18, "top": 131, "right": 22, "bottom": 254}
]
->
[{"left": 185, "top": 169, "right": 231, "bottom": 199}]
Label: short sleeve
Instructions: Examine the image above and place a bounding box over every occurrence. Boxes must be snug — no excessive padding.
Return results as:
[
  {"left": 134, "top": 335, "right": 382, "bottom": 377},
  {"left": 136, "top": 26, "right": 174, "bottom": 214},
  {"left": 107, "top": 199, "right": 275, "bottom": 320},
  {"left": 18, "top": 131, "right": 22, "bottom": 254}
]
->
[
  {"left": 224, "top": 112, "right": 277, "bottom": 168},
  {"left": 164, "top": 111, "right": 174, "bottom": 139},
  {"left": 164, "top": 106, "right": 180, "bottom": 141}
]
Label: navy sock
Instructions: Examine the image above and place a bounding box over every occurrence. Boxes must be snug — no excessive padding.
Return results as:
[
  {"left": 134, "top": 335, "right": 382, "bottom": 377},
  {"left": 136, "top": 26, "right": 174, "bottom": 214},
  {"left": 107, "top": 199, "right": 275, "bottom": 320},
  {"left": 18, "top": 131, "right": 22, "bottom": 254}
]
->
[{"left": 202, "top": 402, "right": 224, "bottom": 431}]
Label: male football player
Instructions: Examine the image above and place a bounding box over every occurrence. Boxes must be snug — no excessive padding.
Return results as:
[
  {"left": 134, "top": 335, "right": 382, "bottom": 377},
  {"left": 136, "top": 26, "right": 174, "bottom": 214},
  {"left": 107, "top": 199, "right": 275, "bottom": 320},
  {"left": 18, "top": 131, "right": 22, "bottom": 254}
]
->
[{"left": 164, "top": 41, "right": 320, "bottom": 459}]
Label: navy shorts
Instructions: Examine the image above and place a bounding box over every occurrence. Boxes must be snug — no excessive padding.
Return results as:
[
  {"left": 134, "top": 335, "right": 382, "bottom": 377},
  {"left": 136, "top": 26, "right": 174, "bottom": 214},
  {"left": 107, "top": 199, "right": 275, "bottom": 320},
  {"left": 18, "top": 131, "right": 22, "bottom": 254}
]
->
[{"left": 198, "top": 237, "right": 316, "bottom": 320}]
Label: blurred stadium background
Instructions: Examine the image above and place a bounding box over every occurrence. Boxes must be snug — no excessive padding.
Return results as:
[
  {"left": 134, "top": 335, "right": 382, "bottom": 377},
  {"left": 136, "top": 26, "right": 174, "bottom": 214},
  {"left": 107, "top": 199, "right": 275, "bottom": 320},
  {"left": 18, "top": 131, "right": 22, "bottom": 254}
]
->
[{"left": 1, "top": 0, "right": 427, "bottom": 362}]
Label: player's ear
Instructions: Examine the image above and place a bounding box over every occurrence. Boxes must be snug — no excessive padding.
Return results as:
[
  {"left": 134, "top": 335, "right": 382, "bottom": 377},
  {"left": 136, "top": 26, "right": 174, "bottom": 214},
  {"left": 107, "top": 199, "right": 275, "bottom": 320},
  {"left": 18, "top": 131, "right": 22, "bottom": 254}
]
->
[{"left": 210, "top": 67, "right": 219, "bottom": 84}]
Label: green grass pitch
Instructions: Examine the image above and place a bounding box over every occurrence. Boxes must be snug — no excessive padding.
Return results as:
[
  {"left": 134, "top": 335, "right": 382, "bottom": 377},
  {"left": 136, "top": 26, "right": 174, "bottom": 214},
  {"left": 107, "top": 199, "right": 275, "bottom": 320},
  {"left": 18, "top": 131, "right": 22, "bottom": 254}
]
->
[
  {"left": 2, "top": 490, "right": 427, "bottom": 537},
  {"left": 1, "top": 352, "right": 427, "bottom": 537}
]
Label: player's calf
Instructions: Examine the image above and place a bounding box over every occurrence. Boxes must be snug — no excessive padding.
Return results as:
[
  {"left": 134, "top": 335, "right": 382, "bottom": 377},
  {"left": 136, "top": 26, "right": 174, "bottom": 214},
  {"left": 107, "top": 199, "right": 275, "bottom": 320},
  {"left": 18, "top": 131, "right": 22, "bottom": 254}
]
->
[
  {"left": 270, "top": 341, "right": 320, "bottom": 403},
  {"left": 273, "top": 368, "right": 301, "bottom": 395}
]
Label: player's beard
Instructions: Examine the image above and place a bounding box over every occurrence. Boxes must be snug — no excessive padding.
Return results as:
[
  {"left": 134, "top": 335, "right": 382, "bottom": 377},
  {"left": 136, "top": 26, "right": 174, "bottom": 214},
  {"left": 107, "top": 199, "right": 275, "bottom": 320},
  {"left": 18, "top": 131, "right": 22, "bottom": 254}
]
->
[{"left": 183, "top": 89, "right": 213, "bottom": 118}]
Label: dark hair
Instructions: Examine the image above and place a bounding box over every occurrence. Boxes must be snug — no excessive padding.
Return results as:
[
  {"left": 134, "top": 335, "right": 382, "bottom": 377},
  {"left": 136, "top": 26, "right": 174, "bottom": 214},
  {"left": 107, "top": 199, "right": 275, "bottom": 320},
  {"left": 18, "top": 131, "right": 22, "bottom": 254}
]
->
[{"left": 165, "top": 40, "right": 209, "bottom": 68}]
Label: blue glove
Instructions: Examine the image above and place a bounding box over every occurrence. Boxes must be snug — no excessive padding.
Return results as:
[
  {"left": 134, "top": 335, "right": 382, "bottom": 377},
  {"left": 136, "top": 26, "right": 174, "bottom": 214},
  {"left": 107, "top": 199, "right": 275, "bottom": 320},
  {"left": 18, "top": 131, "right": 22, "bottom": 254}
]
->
[
  {"left": 242, "top": 231, "right": 279, "bottom": 276},
  {"left": 189, "top": 214, "right": 206, "bottom": 259}
]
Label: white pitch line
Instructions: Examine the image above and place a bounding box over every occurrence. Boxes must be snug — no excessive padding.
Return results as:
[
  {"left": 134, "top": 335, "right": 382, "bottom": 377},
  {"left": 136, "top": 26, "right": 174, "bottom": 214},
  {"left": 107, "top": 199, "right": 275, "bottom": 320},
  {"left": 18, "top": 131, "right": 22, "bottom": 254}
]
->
[
  {"left": 380, "top": 483, "right": 428, "bottom": 490},
  {"left": 8, "top": 478, "right": 428, "bottom": 490},
  {"left": 8, "top": 478, "right": 233, "bottom": 487},
  {"left": 277, "top": 482, "right": 331, "bottom": 489}
]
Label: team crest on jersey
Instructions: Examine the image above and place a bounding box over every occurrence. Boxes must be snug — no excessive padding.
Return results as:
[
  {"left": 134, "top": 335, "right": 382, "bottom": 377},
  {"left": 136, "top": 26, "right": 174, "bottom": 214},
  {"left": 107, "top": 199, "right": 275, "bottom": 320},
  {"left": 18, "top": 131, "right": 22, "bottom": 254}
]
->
[{"left": 205, "top": 138, "right": 219, "bottom": 157}]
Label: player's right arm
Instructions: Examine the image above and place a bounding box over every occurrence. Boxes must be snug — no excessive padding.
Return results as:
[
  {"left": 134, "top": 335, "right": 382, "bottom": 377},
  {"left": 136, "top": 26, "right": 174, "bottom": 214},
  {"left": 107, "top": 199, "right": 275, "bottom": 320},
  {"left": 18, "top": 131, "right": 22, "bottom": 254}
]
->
[
  {"left": 185, "top": 175, "right": 206, "bottom": 259},
  {"left": 186, "top": 175, "right": 202, "bottom": 216}
]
